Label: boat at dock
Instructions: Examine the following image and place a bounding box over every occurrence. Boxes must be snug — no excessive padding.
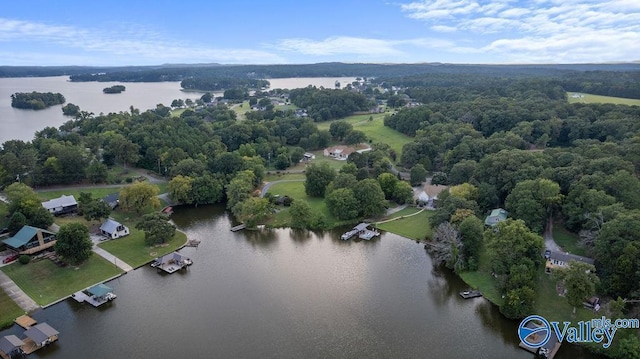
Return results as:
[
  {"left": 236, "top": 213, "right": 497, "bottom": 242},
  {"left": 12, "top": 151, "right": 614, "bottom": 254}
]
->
[
  {"left": 459, "top": 290, "right": 482, "bottom": 299},
  {"left": 341, "top": 223, "right": 380, "bottom": 241}
]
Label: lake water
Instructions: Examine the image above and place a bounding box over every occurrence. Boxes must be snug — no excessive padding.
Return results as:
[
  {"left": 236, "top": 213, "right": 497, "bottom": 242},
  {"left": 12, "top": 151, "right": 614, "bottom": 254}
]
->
[
  {"left": 0, "top": 205, "right": 601, "bottom": 358},
  {"left": 0, "top": 76, "right": 357, "bottom": 145}
]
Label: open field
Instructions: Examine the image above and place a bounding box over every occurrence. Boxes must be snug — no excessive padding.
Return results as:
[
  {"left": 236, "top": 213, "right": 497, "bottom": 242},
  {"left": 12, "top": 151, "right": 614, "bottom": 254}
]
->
[
  {"left": 285, "top": 151, "right": 347, "bottom": 172},
  {"left": 264, "top": 172, "right": 306, "bottom": 182},
  {"left": 97, "top": 212, "right": 188, "bottom": 268},
  {"left": 377, "top": 210, "right": 433, "bottom": 240},
  {"left": 1, "top": 256, "right": 123, "bottom": 306},
  {"left": 37, "top": 182, "right": 167, "bottom": 202},
  {"left": 553, "top": 223, "right": 587, "bottom": 256},
  {"left": 0, "top": 288, "right": 24, "bottom": 329},
  {"left": 231, "top": 101, "right": 251, "bottom": 120},
  {"left": 265, "top": 181, "right": 353, "bottom": 229},
  {"left": 567, "top": 92, "right": 640, "bottom": 106},
  {"left": 316, "top": 112, "right": 412, "bottom": 157}
]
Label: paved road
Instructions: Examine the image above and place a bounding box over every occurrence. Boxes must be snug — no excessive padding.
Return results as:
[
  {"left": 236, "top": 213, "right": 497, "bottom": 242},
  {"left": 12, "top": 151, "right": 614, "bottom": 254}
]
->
[
  {"left": 260, "top": 179, "right": 305, "bottom": 197},
  {"left": 544, "top": 217, "right": 563, "bottom": 252},
  {"left": 0, "top": 270, "right": 40, "bottom": 312}
]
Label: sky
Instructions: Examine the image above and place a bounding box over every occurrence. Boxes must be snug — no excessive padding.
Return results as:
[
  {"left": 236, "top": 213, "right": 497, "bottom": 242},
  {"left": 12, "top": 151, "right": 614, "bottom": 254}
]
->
[{"left": 1, "top": 0, "right": 639, "bottom": 66}]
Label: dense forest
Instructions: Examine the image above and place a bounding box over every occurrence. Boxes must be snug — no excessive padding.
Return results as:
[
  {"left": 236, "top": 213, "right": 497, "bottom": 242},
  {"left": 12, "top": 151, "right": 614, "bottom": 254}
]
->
[
  {"left": 10, "top": 91, "right": 65, "bottom": 110},
  {"left": 1, "top": 66, "right": 640, "bottom": 358}
]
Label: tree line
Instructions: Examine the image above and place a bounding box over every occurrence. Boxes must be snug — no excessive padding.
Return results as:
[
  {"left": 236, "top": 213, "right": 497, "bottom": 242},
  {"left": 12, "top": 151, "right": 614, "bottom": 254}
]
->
[{"left": 10, "top": 91, "right": 65, "bottom": 110}]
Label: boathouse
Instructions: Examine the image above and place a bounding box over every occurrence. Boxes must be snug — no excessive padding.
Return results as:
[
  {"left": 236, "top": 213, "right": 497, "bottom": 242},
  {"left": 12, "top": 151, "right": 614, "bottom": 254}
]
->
[
  {"left": 22, "top": 323, "right": 59, "bottom": 354},
  {"left": 0, "top": 335, "right": 25, "bottom": 358},
  {"left": 152, "top": 252, "right": 192, "bottom": 274}
]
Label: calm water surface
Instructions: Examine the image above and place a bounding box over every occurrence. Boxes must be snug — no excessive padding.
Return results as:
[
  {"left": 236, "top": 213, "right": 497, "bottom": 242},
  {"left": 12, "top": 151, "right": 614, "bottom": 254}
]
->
[
  {"left": 0, "top": 76, "right": 357, "bottom": 144},
  {"left": 0, "top": 205, "right": 602, "bottom": 358}
]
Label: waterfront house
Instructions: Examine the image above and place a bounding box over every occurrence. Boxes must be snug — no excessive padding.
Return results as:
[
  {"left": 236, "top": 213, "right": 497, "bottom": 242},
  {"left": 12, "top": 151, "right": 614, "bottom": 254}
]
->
[
  {"left": 41, "top": 194, "right": 77, "bottom": 215},
  {"left": 484, "top": 208, "right": 508, "bottom": 227},
  {"left": 2, "top": 225, "right": 56, "bottom": 255},
  {"left": 545, "top": 251, "right": 595, "bottom": 274},
  {"left": 323, "top": 145, "right": 356, "bottom": 160},
  {"left": 100, "top": 219, "right": 130, "bottom": 239}
]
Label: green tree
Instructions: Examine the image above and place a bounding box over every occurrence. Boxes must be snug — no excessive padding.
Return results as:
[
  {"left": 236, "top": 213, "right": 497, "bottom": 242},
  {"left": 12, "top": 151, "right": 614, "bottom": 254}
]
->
[
  {"left": 86, "top": 161, "right": 108, "bottom": 184},
  {"left": 226, "top": 170, "right": 256, "bottom": 214},
  {"left": 136, "top": 213, "right": 176, "bottom": 245},
  {"left": 7, "top": 212, "right": 27, "bottom": 235},
  {"left": 275, "top": 153, "right": 291, "bottom": 170},
  {"left": 4, "top": 182, "right": 39, "bottom": 213},
  {"left": 238, "top": 197, "right": 272, "bottom": 228},
  {"left": 484, "top": 219, "right": 544, "bottom": 276},
  {"left": 393, "top": 181, "right": 414, "bottom": 205},
  {"left": 449, "top": 183, "right": 479, "bottom": 201},
  {"left": 329, "top": 121, "right": 353, "bottom": 140},
  {"left": 109, "top": 135, "right": 140, "bottom": 169},
  {"left": 377, "top": 172, "right": 398, "bottom": 199},
  {"left": 500, "top": 286, "right": 536, "bottom": 319},
  {"left": 554, "top": 262, "right": 599, "bottom": 313},
  {"left": 168, "top": 175, "right": 194, "bottom": 204},
  {"left": 289, "top": 200, "right": 312, "bottom": 229},
  {"left": 304, "top": 162, "right": 336, "bottom": 197},
  {"left": 429, "top": 222, "right": 464, "bottom": 271},
  {"left": 326, "top": 173, "right": 357, "bottom": 194},
  {"left": 344, "top": 130, "right": 367, "bottom": 145},
  {"left": 505, "top": 178, "right": 562, "bottom": 234},
  {"left": 83, "top": 200, "right": 111, "bottom": 222},
  {"left": 339, "top": 163, "right": 358, "bottom": 176},
  {"left": 458, "top": 215, "right": 484, "bottom": 270},
  {"left": 410, "top": 164, "right": 427, "bottom": 186},
  {"left": 119, "top": 182, "right": 160, "bottom": 213},
  {"left": 54, "top": 222, "right": 93, "bottom": 265},
  {"left": 191, "top": 174, "right": 224, "bottom": 206},
  {"left": 326, "top": 188, "right": 359, "bottom": 220},
  {"left": 353, "top": 179, "right": 386, "bottom": 218}
]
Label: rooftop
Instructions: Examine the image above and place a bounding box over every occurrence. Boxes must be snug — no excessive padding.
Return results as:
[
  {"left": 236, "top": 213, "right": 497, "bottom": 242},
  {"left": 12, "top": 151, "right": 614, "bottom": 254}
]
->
[
  {"left": 87, "top": 283, "right": 114, "bottom": 298},
  {"left": 100, "top": 219, "right": 124, "bottom": 234},
  {"left": 2, "top": 225, "right": 54, "bottom": 248},
  {"left": 24, "top": 323, "right": 59, "bottom": 344},
  {"left": 0, "top": 335, "right": 24, "bottom": 354},
  {"left": 548, "top": 251, "right": 595, "bottom": 265},
  {"left": 485, "top": 208, "right": 508, "bottom": 226},
  {"left": 41, "top": 194, "right": 77, "bottom": 210}
]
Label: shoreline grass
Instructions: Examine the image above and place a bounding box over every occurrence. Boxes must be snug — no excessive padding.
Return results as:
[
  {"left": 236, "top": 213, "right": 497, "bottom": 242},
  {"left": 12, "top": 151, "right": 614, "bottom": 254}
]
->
[
  {"left": 377, "top": 210, "right": 433, "bottom": 241},
  {"left": 1, "top": 256, "right": 123, "bottom": 306},
  {"left": 0, "top": 287, "right": 24, "bottom": 329}
]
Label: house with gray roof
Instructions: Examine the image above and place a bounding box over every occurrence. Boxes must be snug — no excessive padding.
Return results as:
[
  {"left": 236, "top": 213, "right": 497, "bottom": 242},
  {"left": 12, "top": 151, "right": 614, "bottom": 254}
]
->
[
  {"left": 100, "top": 219, "right": 129, "bottom": 239},
  {"left": 2, "top": 225, "right": 57, "bottom": 255},
  {"left": 545, "top": 251, "right": 595, "bottom": 274},
  {"left": 102, "top": 193, "right": 119, "bottom": 209},
  {"left": 41, "top": 194, "right": 77, "bottom": 215}
]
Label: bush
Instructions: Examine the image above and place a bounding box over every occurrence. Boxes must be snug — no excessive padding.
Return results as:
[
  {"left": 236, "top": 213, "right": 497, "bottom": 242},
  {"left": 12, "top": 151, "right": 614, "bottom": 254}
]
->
[
  {"left": 125, "top": 177, "right": 133, "bottom": 183},
  {"left": 18, "top": 255, "right": 30, "bottom": 265}
]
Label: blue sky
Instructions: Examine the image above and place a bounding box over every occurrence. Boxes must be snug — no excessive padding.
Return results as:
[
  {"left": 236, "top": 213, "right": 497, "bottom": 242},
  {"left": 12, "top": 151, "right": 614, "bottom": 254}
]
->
[{"left": 1, "top": 0, "right": 639, "bottom": 66}]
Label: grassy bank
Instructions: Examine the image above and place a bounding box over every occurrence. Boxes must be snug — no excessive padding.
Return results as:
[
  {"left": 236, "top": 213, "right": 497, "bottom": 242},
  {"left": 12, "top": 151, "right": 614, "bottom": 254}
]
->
[
  {"left": 1, "top": 256, "right": 123, "bottom": 306},
  {"left": 552, "top": 224, "right": 586, "bottom": 256},
  {"left": 377, "top": 210, "right": 433, "bottom": 241},
  {"left": 316, "top": 112, "right": 412, "bottom": 157},
  {"left": 567, "top": 92, "right": 640, "bottom": 106},
  {"left": 265, "top": 181, "right": 353, "bottom": 229},
  {"left": 0, "top": 288, "right": 24, "bottom": 329}
]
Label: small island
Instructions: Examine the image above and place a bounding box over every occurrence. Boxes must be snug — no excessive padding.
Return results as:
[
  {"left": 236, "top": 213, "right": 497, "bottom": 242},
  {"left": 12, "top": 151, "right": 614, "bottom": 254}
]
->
[
  {"left": 103, "top": 85, "right": 126, "bottom": 94},
  {"left": 10, "top": 91, "right": 65, "bottom": 110}
]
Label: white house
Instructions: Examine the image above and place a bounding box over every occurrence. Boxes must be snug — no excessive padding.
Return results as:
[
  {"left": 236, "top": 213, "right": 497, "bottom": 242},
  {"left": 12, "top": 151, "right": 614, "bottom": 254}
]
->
[
  {"left": 100, "top": 219, "right": 130, "bottom": 239},
  {"left": 41, "top": 195, "right": 78, "bottom": 215},
  {"left": 323, "top": 145, "right": 356, "bottom": 160}
]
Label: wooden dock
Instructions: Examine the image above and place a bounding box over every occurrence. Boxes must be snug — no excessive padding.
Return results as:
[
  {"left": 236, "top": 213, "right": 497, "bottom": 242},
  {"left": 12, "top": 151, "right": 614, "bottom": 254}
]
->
[
  {"left": 14, "top": 315, "right": 36, "bottom": 329},
  {"left": 459, "top": 290, "right": 482, "bottom": 299},
  {"left": 230, "top": 224, "right": 246, "bottom": 232},
  {"left": 21, "top": 335, "right": 58, "bottom": 355}
]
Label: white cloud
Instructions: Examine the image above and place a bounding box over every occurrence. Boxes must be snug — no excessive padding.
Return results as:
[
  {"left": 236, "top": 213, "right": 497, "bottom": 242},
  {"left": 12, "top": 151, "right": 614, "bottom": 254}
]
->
[
  {"left": 398, "top": 0, "right": 640, "bottom": 62},
  {"left": 0, "top": 18, "right": 284, "bottom": 65}
]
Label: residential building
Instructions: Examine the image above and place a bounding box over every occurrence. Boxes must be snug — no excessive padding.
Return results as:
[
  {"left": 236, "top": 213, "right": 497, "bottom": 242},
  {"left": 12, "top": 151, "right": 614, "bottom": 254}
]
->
[
  {"left": 545, "top": 251, "right": 595, "bottom": 273},
  {"left": 323, "top": 145, "right": 356, "bottom": 160},
  {"left": 484, "top": 208, "right": 508, "bottom": 227},
  {"left": 100, "top": 219, "right": 130, "bottom": 239},
  {"left": 102, "top": 193, "right": 119, "bottom": 210},
  {"left": 41, "top": 195, "right": 77, "bottom": 215},
  {"left": 2, "top": 225, "right": 57, "bottom": 255}
]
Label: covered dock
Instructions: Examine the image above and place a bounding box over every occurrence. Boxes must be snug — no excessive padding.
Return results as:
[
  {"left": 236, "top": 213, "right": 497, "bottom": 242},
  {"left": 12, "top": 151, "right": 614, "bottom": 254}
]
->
[
  {"left": 72, "top": 283, "right": 116, "bottom": 307},
  {"left": 151, "top": 252, "right": 193, "bottom": 273},
  {"left": 519, "top": 321, "right": 561, "bottom": 359},
  {"left": 342, "top": 223, "right": 380, "bottom": 240},
  {"left": 21, "top": 323, "right": 59, "bottom": 354},
  {"left": 0, "top": 335, "right": 25, "bottom": 359}
]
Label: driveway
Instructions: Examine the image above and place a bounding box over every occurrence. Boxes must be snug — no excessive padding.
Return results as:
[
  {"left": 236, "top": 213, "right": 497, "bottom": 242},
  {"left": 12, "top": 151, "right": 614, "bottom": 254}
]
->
[{"left": 544, "top": 217, "right": 563, "bottom": 252}]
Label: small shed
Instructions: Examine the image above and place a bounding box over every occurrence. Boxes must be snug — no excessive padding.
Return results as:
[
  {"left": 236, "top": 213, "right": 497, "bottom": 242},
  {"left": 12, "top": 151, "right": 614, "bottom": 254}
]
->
[
  {"left": 100, "top": 219, "right": 129, "bottom": 239},
  {"left": 0, "top": 335, "right": 25, "bottom": 357}
]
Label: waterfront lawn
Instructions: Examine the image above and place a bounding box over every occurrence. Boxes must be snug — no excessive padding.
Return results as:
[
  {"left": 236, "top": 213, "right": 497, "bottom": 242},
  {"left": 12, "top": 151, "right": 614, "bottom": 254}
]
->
[
  {"left": 0, "top": 286, "right": 24, "bottom": 329},
  {"left": 377, "top": 210, "right": 433, "bottom": 241},
  {"left": 1, "top": 256, "right": 123, "bottom": 306},
  {"left": 379, "top": 207, "right": 421, "bottom": 221},
  {"left": 552, "top": 224, "right": 586, "bottom": 256},
  {"left": 266, "top": 181, "right": 353, "bottom": 229},
  {"left": 98, "top": 225, "right": 187, "bottom": 268},
  {"left": 567, "top": 92, "right": 640, "bottom": 106},
  {"left": 316, "top": 112, "right": 412, "bottom": 157}
]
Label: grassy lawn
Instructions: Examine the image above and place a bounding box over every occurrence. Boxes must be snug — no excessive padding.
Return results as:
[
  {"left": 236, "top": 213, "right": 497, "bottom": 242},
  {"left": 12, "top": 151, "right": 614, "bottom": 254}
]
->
[
  {"left": 231, "top": 101, "right": 251, "bottom": 120},
  {"left": 98, "top": 221, "right": 188, "bottom": 268},
  {"left": 553, "top": 223, "right": 586, "bottom": 256},
  {"left": 1, "top": 256, "right": 123, "bottom": 306},
  {"left": 377, "top": 210, "right": 433, "bottom": 241},
  {"left": 0, "top": 288, "right": 24, "bottom": 329},
  {"left": 316, "top": 112, "right": 413, "bottom": 157},
  {"left": 567, "top": 92, "right": 640, "bottom": 106},
  {"left": 379, "top": 207, "right": 421, "bottom": 221},
  {"left": 265, "top": 181, "right": 353, "bottom": 229},
  {"left": 0, "top": 201, "right": 8, "bottom": 228},
  {"left": 285, "top": 151, "right": 346, "bottom": 172},
  {"left": 38, "top": 187, "right": 122, "bottom": 201},
  {"left": 264, "top": 172, "right": 307, "bottom": 182},
  {"left": 171, "top": 108, "right": 187, "bottom": 118}
]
